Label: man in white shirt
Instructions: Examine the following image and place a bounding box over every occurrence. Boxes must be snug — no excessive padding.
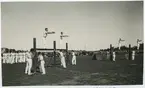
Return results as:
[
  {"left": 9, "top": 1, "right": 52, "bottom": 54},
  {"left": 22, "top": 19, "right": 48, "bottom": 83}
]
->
[
  {"left": 15, "top": 52, "right": 18, "bottom": 63},
  {"left": 3, "top": 53, "right": 6, "bottom": 64},
  {"left": 113, "top": 52, "right": 116, "bottom": 61},
  {"left": 43, "top": 28, "right": 55, "bottom": 48},
  {"left": 59, "top": 50, "right": 66, "bottom": 68},
  {"left": 25, "top": 51, "right": 33, "bottom": 75},
  {"left": 7, "top": 52, "right": 10, "bottom": 64},
  {"left": 38, "top": 52, "right": 46, "bottom": 75},
  {"left": 11, "top": 52, "right": 15, "bottom": 64},
  {"left": 132, "top": 51, "right": 135, "bottom": 60},
  {"left": 72, "top": 51, "right": 76, "bottom": 65}
]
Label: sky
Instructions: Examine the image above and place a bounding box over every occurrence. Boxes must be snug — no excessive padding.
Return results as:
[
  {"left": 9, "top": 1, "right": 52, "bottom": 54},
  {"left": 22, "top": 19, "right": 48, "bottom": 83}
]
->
[{"left": 1, "top": 1, "right": 143, "bottom": 50}]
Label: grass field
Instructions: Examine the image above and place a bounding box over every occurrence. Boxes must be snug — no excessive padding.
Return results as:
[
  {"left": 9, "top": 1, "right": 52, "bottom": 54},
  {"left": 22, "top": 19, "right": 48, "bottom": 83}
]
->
[{"left": 2, "top": 54, "right": 143, "bottom": 86}]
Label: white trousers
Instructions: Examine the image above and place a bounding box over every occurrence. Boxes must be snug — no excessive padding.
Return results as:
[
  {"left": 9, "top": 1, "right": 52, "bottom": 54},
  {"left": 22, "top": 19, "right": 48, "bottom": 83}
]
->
[
  {"left": 132, "top": 55, "right": 135, "bottom": 60},
  {"left": 61, "top": 57, "right": 66, "bottom": 68},
  {"left": 23, "top": 56, "right": 26, "bottom": 62},
  {"left": 5, "top": 57, "right": 8, "bottom": 64},
  {"left": 113, "top": 55, "right": 116, "bottom": 61},
  {"left": 10, "top": 57, "right": 14, "bottom": 64},
  {"left": 15, "top": 57, "right": 18, "bottom": 63},
  {"left": 119, "top": 43, "right": 121, "bottom": 50},
  {"left": 25, "top": 59, "right": 32, "bottom": 75},
  {"left": 3, "top": 57, "right": 6, "bottom": 63},
  {"left": 39, "top": 61, "right": 46, "bottom": 74},
  {"left": 8, "top": 57, "right": 11, "bottom": 64},
  {"left": 137, "top": 44, "right": 140, "bottom": 50},
  {"left": 19, "top": 57, "right": 22, "bottom": 63},
  {"left": 43, "top": 37, "right": 47, "bottom": 48},
  {"left": 72, "top": 56, "right": 76, "bottom": 65}
]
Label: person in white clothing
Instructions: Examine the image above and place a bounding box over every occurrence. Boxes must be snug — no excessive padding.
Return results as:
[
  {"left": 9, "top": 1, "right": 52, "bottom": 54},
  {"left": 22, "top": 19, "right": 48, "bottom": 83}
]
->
[
  {"left": 113, "top": 52, "right": 116, "bottom": 61},
  {"left": 59, "top": 50, "right": 66, "bottom": 68},
  {"left": 72, "top": 51, "right": 76, "bottom": 65},
  {"left": 43, "top": 28, "right": 55, "bottom": 48},
  {"left": 23, "top": 52, "right": 26, "bottom": 62},
  {"left": 5, "top": 53, "right": 8, "bottom": 64},
  {"left": 38, "top": 52, "right": 46, "bottom": 75},
  {"left": 25, "top": 51, "right": 33, "bottom": 75},
  {"left": 13, "top": 53, "right": 16, "bottom": 63},
  {"left": 3, "top": 53, "right": 6, "bottom": 63},
  {"left": 132, "top": 51, "right": 135, "bottom": 60},
  {"left": 19, "top": 52, "right": 22, "bottom": 63},
  {"left": 10, "top": 52, "right": 14, "bottom": 64},
  {"left": 17, "top": 52, "right": 20, "bottom": 63},
  {"left": 7, "top": 53, "right": 10, "bottom": 64}
]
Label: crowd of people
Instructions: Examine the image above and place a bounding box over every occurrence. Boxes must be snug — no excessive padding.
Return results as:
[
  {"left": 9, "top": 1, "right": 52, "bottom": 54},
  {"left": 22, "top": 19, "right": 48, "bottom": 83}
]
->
[
  {"left": 1, "top": 50, "right": 77, "bottom": 76},
  {"left": 1, "top": 51, "right": 27, "bottom": 64},
  {"left": 92, "top": 50, "right": 136, "bottom": 61},
  {"left": 25, "top": 50, "right": 77, "bottom": 75}
]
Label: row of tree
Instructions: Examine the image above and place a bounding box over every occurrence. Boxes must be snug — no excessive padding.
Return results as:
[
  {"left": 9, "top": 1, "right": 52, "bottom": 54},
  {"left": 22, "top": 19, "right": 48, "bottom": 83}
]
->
[
  {"left": 1, "top": 48, "right": 28, "bottom": 53},
  {"left": 100, "top": 43, "right": 144, "bottom": 51}
]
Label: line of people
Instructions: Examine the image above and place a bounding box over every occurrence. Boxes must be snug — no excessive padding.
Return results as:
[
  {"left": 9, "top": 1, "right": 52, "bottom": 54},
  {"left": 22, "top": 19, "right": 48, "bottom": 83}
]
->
[
  {"left": 1, "top": 52, "right": 27, "bottom": 64},
  {"left": 93, "top": 50, "right": 136, "bottom": 61}
]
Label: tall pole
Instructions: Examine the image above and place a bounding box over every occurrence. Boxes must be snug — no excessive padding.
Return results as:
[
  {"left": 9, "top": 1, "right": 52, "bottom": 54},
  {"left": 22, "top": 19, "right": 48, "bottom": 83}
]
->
[
  {"left": 53, "top": 41, "right": 56, "bottom": 65},
  {"left": 129, "top": 44, "right": 132, "bottom": 60},
  {"left": 33, "top": 38, "right": 36, "bottom": 52},
  {"left": 66, "top": 43, "right": 69, "bottom": 65},
  {"left": 110, "top": 44, "right": 113, "bottom": 61}
]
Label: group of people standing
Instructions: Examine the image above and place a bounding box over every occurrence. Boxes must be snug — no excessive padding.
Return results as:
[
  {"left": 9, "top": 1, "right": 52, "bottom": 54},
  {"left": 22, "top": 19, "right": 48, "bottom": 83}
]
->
[
  {"left": 24, "top": 50, "right": 77, "bottom": 76},
  {"left": 58, "top": 50, "right": 76, "bottom": 68},
  {"left": 93, "top": 50, "right": 136, "bottom": 61},
  {"left": 2, "top": 52, "right": 27, "bottom": 64},
  {"left": 25, "top": 51, "right": 46, "bottom": 75}
]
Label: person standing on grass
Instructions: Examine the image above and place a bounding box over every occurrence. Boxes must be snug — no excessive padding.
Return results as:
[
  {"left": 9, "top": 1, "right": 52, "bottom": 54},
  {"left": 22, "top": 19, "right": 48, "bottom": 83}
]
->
[
  {"left": 15, "top": 52, "right": 18, "bottom": 63},
  {"left": 11, "top": 52, "right": 14, "bottom": 64},
  {"left": 106, "top": 51, "right": 110, "bottom": 60},
  {"left": 7, "top": 52, "right": 10, "bottom": 64},
  {"left": 132, "top": 51, "right": 135, "bottom": 60},
  {"left": 112, "top": 52, "right": 116, "bottom": 61},
  {"left": 6, "top": 52, "right": 9, "bottom": 64},
  {"left": 72, "top": 51, "right": 76, "bottom": 65},
  {"left": 59, "top": 50, "right": 66, "bottom": 68},
  {"left": 2, "top": 53, "right": 5, "bottom": 63},
  {"left": 38, "top": 52, "right": 46, "bottom": 75},
  {"left": 18, "top": 52, "right": 20, "bottom": 63},
  {"left": 23, "top": 52, "right": 26, "bottom": 62},
  {"left": 25, "top": 51, "right": 33, "bottom": 75},
  {"left": 20, "top": 52, "right": 22, "bottom": 63}
]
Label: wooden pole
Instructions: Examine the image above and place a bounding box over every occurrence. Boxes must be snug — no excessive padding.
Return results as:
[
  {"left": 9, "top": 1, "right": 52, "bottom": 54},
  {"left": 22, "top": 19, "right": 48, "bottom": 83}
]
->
[
  {"left": 129, "top": 44, "right": 132, "bottom": 60},
  {"left": 33, "top": 38, "right": 36, "bottom": 52},
  {"left": 110, "top": 44, "right": 113, "bottom": 61},
  {"left": 53, "top": 41, "right": 56, "bottom": 65},
  {"left": 66, "top": 43, "right": 69, "bottom": 65}
]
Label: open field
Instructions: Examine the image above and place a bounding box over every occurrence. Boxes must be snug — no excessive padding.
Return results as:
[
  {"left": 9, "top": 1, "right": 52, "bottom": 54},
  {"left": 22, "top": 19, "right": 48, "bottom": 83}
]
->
[{"left": 2, "top": 54, "right": 143, "bottom": 86}]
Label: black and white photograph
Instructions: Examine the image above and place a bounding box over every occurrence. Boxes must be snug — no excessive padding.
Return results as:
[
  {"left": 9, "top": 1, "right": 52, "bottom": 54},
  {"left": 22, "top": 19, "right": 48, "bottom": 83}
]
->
[{"left": 0, "top": 0, "right": 144, "bottom": 87}]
